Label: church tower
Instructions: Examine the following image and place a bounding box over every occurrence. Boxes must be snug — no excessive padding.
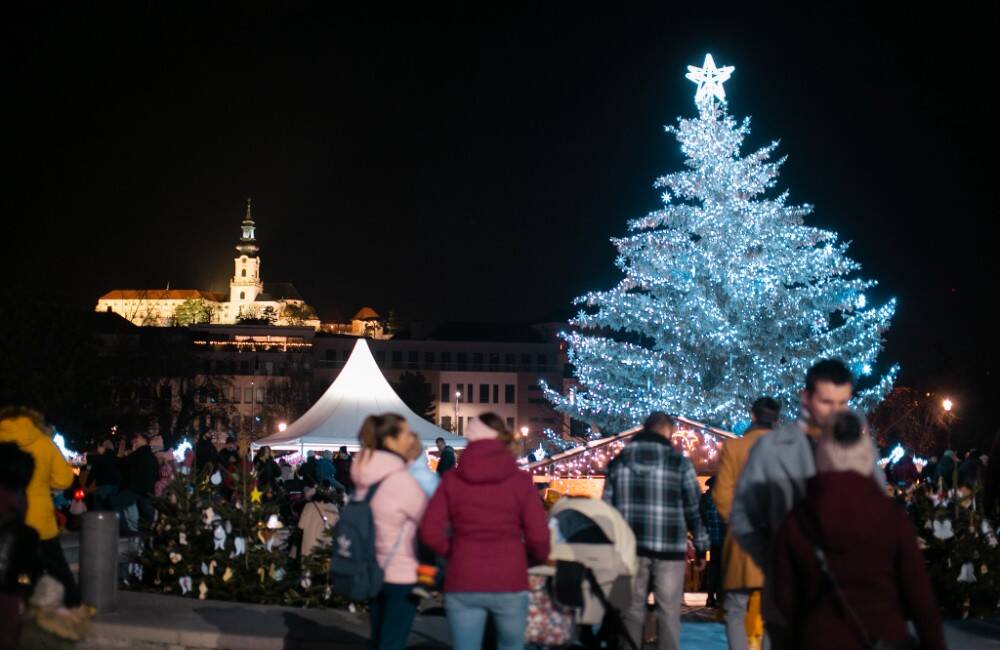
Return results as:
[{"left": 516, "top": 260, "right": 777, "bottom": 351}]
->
[{"left": 229, "top": 198, "right": 264, "bottom": 320}]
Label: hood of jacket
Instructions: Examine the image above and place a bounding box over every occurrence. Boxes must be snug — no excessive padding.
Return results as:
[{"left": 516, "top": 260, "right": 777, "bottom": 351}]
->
[
  {"left": 454, "top": 439, "right": 519, "bottom": 485},
  {"left": 350, "top": 449, "right": 408, "bottom": 489},
  {"left": 0, "top": 416, "right": 45, "bottom": 450},
  {"left": 615, "top": 430, "right": 677, "bottom": 474},
  {"left": 804, "top": 471, "right": 888, "bottom": 553}
]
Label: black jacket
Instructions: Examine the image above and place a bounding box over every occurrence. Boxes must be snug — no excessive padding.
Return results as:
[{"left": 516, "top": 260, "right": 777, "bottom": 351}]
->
[
  {"left": 436, "top": 446, "right": 457, "bottom": 475},
  {"left": 195, "top": 438, "right": 221, "bottom": 469},
  {"left": 87, "top": 450, "right": 121, "bottom": 487},
  {"left": 121, "top": 446, "right": 158, "bottom": 496}
]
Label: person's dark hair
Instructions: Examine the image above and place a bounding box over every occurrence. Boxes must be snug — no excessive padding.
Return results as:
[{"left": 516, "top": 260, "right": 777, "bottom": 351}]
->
[
  {"left": 643, "top": 411, "right": 675, "bottom": 432},
  {"left": 358, "top": 413, "right": 407, "bottom": 451},
  {"left": 805, "top": 359, "right": 854, "bottom": 393},
  {"left": 750, "top": 397, "right": 781, "bottom": 428},
  {"left": 0, "top": 442, "right": 35, "bottom": 491},
  {"left": 830, "top": 410, "right": 863, "bottom": 444},
  {"left": 435, "top": 437, "right": 445, "bottom": 444},
  {"left": 478, "top": 412, "right": 514, "bottom": 447},
  {"left": 339, "top": 446, "right": 348, "bottom": 453}
]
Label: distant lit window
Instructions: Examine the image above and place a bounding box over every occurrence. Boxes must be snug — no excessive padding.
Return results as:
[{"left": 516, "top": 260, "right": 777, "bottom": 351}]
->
[
  {"left": 241, "top": 269, "right": 247, "bottom": 277},
  {"left": 240, "top": 291, "right": 245, "bottom": 300}
]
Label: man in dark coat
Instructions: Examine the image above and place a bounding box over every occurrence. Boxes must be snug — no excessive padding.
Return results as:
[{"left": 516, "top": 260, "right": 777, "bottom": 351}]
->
[
  {"left": 435, "top": 437, "right": 456, "bottom": 475},
  {"left": 195, "top": 430, "right": 221, "bottom": 471},
  {"left": 87, "top": 439, "right": 121, "bottom": 510},
  {"left": 119, "top": 435, "right": 159, "bottom": 526},
  {"left": 333, "top": 446, "right": 354, "bottom": 493}
]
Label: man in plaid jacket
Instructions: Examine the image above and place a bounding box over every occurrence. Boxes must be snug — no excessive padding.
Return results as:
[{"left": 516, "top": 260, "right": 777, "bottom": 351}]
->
[{"left": 604, "top": 412, "right": 709, "bottom": 650}]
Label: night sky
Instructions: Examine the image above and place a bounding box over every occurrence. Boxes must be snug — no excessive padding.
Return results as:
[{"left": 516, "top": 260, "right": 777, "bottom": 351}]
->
[{"left": 7, "top": 5, "right": 995, "bottom": 436}]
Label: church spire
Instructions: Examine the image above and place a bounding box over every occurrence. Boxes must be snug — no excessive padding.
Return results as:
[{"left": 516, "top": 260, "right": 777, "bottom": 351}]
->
[{"left": 236, "top": 197, "right": 260, "bottom": 257}]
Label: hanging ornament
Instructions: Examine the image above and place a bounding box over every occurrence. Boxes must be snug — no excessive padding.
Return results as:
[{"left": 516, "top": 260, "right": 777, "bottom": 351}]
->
[
  {"left": 210, "top": 470, "right": 223, "bottom": 486},
  {"left": 981, "top": 564, "right": 989, "bottom": 575},
  {"left": 222, "top": 566, "right": 234, "bottom": 582},
  {"left": 129, "top": 562, "right": 144, "bottom": 581},
  {"left": 198, "top": 580, "right": 208, "bottom": 600},
  {"left": 201, "top": 562, "right": 209, "bottom": 576},
  {"left": 224, "top": 520, "right": 232, "bottom": 534},
  {"left": 178, "top": 532, "right": 187, "bottom": 546},
  {"left": 323, "top": 584, "right": 331, "bottom": 601},
  {"left": 202, "top": 507, "right": 217, "bottom": 526},
  {"left": 266, "top": 514, "right": 283, "bottom": 529},
  {"left": 213, "top": 524, "right": 227, "bottom": 551},
  {"left": 179, "top": 575, "right": 193, "bottom": 594},
  {"left": 933, "top": 519, "right": 954, "bottom": 540},
  {"left": 257, "top": 567, "right": 265, "bottom": 583},
  {"left": 169, "top": 552, "right": 183, "bottom": 564},
  {"left": 957, "top": 562, "right": 977, "bottom": 583},
  {"left": 300, "top": 572, "right": 312, "bottom": 589},
  {"left": 250, "top": 487, "right": 263, "bottom": 504},
  {"left": 231, "top": 536, "right": 246, "bottom": 558}
]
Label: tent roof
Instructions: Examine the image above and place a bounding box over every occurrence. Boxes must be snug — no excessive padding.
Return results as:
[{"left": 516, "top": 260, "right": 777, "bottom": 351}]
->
[{"left": 256, "top": 338, "right": 465, "bottom": 450}]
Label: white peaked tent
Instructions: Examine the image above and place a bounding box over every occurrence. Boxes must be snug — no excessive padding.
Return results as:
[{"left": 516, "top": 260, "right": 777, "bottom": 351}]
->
[{"left": 256, "top": 338, "right": 466, "bottom": 451}]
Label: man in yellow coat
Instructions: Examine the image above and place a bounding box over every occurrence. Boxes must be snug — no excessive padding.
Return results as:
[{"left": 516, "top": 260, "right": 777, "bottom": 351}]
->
[
  {"left": 712, "top": 397, "right": 780, "bottom": 650},
  {"left": 0, "top": 407, "right": 79, "bottom": 605}
]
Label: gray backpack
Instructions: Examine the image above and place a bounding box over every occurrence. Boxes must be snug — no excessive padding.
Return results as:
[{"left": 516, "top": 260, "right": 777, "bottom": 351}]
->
[{"left": 329, "top": 480, "right": 385, "bottom": 600}]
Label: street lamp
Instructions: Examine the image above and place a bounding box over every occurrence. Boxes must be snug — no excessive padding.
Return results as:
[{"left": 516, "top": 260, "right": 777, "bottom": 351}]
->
[
  {"left": 942, "top": 398, "right": 955, "bottom": 449},
  {"left": 520, "top": 426, "right": 529, "bottom": 457},
  {"left": 454, "top": 391, "right": 461, "bottom": 434},
  {"left": 278, "top": 422, "right": 287, "bottom": 433}
]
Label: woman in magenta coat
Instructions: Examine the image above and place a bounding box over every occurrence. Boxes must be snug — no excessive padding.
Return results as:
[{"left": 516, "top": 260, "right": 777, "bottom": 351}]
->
[
  {"left": 419, "top": 413, "right": 550, "bottom": 650},
  {"left": 772, "top": 411, "right": 945, "bottom": 650}
]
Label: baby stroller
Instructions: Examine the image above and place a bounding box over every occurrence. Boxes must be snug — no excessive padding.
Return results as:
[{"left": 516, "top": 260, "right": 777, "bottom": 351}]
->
[{"left": 528, "top": 496, "right": 638, "bottom": 649}]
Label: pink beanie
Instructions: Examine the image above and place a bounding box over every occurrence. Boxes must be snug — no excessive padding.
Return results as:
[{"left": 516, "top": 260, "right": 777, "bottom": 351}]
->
[{"left": 464, "top": 416, "right": 499, "bottom": 442}]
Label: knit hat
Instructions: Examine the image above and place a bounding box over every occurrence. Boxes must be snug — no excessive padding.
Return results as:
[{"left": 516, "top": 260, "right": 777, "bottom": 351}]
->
[
  {"left": 815, "top": 410, "right": 875, "bottom": 477},
  {"left": 464, "top": 416, "right": 500, "bottom": 443}
]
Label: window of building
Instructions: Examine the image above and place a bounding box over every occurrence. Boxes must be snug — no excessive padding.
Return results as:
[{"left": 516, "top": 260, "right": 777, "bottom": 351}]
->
[
  {"left": 472, "top": 352, "right": 484, "bottom": 369},
  {"left": 244, "top": 388, "right": 253, "bottom": 403},
  {"left": 408, "top": 351, "right": 418, "bottom": 369},
  {"left": 506, "top": 417, "right": 515, "bottom": 431},
  {"left": 457, "top": 352, "right": 468, "bottom": 370},
  {"left": 488, "top": 353, "right": 500, "bottom": 370},
  {"left": 240, "top": 291, "right": 245, "bottom": 300},
  {"left": 479, "top": 384, "right": 489, "bottom": 403},
  {"left": 391, "top": 351, "right": 402, "bottom": 368},
  {"left": 521, "top": 353, "right": 531, "bottom": 368},
  {"left": 243, "top": 415, "right": 253, "bottom": 432},
  {"left": 233, "top": 387, "right": 241, "bottom": 404},
  {"left": 424, "top": 351, "right": 435, "bottom": 368},
  {"left": 504, "top": 384, "right": 515, "bottom": 404},
  {"left": 441, "top": 383, "right": 451, "bottom": 403},
  {"left": 466, "top": 384, "right": 473, "bottom": 403},
  {"left": 504, "top": 353, "right": 515, "bottom": 369},
  {"left": 441, "top": 416, "right": 452, "bottom": 431},
  {"left": 492, "top": 384, "right": 499, "bottom": 404},
  {"left": 441, "top": 351, "right": 451, "bottom": 368},
  {"left": 325, "top": 350, "right": 336, "bottom": 362},
  {"left": 458, "top": 417, "right": 465, "bottom": 435},
  {"left": 375, "top": 350, "right": 386, "bottom": 366},
  {"left": 241, "top": 269, "right": 247, "bottom": 277},
  {"left": 106, "top": 306, "right": 113, "bottom": 313},
  {"left": 537, "top": 354, "right": 547, "bottom": 369},
  {"left": 256, "top": 388, "right": 264, "bottom": 404}
]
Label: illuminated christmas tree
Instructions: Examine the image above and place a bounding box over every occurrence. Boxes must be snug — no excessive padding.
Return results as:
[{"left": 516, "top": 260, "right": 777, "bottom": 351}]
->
[{"left": 546, "top": 54, "right": 897, "bottom": 432}]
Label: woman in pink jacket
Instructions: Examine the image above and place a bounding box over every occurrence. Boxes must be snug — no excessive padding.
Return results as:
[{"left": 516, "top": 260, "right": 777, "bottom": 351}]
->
[{"left": 350, "top": 414, "right": 429, "bottom": 650}]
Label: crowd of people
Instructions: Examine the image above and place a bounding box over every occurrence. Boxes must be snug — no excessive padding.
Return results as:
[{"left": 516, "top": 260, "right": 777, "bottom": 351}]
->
[{"left": 2, "top": 356, "right": 998, "bottom": 650}]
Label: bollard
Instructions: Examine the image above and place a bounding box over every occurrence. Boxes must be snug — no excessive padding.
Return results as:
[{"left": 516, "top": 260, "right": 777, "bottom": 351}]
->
[{"left": 80, "top": 511, "right": 118, "bottom": 611}]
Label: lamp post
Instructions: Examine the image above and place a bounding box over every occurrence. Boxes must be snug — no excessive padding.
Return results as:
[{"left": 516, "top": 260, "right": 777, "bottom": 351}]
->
[
  {"left": 942, "top": 398, "right": 954, "bottom": 449},
  {"left": 520, "top": 426, "right": 529, "bottom": 457},
  {"left": 455, "top": 391, "right": 461, "bottom": 434}
]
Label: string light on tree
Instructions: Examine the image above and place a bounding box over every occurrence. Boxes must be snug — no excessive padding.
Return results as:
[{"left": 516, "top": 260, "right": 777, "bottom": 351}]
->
[{"left": 543, "top": 54, "right": 897, "bottom": 432}]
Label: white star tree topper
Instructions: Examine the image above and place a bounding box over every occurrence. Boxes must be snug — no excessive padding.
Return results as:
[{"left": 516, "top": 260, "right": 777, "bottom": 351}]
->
[{"left": 685, "top": 53, "right": 734, "bottom": 111}]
